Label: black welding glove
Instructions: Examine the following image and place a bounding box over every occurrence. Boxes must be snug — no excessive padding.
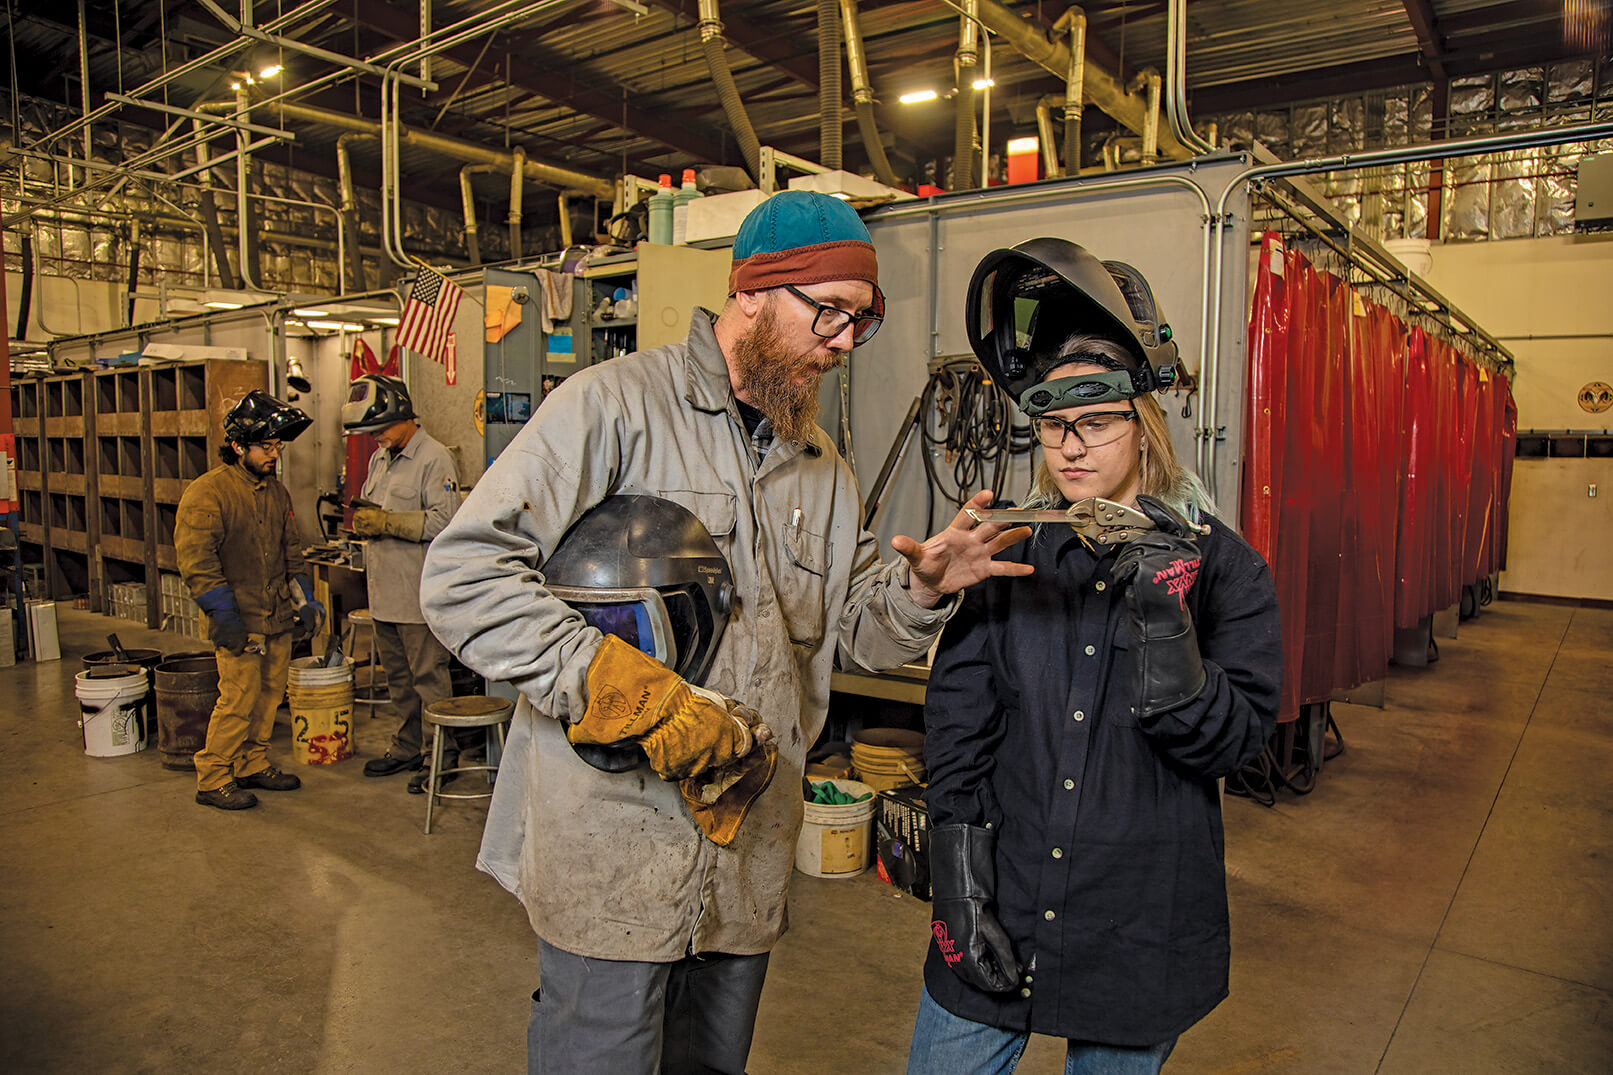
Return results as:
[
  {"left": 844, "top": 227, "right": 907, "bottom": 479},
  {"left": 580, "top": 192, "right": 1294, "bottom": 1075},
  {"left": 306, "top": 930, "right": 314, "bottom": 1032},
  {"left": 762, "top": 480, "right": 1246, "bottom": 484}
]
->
[
  {"left": 929, "top": 824, "right": 1021, "bottom": 993},
  {"left": 1112, "top": 495, "right": 1207, "bottom": 717}
]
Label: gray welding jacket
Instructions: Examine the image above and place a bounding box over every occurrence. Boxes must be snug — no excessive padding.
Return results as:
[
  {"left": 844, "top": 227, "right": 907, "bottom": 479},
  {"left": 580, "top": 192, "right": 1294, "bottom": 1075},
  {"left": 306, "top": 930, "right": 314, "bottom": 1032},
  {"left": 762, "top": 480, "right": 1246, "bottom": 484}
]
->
[
  {"left": 420, "top": 311, "right": 954, "bottom": 962},
  {"left": 359, "top": 428, "right": 459, "bottom": 624}
]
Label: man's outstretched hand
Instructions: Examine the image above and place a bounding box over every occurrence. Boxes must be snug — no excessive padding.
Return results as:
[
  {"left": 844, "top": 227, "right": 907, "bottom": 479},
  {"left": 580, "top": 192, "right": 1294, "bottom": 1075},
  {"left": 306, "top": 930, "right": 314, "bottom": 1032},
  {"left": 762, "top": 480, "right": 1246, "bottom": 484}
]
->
[{"left": 892, "top": 491, "right": 1034, "bottom": 608}]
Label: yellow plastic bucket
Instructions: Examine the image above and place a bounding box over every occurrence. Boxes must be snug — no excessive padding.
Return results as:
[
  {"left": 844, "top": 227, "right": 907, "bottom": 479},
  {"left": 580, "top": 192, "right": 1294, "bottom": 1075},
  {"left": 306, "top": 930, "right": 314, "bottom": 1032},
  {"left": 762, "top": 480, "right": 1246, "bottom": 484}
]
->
[{"left": 288, "top": 682, "right": 355, "bottom": 765}]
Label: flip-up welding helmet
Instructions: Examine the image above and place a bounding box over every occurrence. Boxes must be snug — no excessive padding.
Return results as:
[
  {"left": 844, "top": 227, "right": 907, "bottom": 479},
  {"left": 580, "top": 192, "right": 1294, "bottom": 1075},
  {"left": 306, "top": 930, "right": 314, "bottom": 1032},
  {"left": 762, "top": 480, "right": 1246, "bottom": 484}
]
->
[
  {"left": 965, "top": 237, "right": 1180, "bottom": 416},
  {"left": 341, "top": 374, "right": 417, "bottom": 434},
  {"left": 223, "top": 389, "right": 312, "bottom": 445},
  {"left": 546, "top": 494, "right": 735, "bottom": 772}
]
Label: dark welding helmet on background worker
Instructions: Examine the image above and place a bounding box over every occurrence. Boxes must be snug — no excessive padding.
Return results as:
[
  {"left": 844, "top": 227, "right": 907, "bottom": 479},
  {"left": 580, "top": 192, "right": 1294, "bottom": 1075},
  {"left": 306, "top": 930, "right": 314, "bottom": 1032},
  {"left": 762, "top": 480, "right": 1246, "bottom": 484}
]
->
[
  {"left": 544, "top": 495, "right": 736, "bottom": 772},
  {"left": 223, "top": 389, "right": 313, "bottom": 446},
  {"left": 965, "top": 237, "right": 1182, "bottom": 416},
  {"left": 340, "top": 374, "right": 417, "bottom": 434}
]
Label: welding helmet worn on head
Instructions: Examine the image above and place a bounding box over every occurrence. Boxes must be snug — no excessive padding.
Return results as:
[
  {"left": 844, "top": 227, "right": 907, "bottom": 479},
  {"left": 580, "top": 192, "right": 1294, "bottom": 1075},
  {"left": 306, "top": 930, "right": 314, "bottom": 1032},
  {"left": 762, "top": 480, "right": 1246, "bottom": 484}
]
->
[
  {"left": 222, "top": 389, "right": 312, "bottom": 446},
  {"left": 341, "top": 374, "right": 417, "bottom": 434},
  {"left": 965, "top": 237, "right": 1180, "bottom": 416},
  {"left": 546, "top": 495, "right": 735, "bottom": 772}
]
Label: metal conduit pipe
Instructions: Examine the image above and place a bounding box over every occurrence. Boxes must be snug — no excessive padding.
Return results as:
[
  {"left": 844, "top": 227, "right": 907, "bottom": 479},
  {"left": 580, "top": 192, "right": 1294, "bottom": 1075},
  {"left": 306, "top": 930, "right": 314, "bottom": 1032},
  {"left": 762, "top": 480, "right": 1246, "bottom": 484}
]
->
[
  {"left": 557, "top": 193, "right": 573, "bottom": 250},
  {"left": 698, "top": 0, "right": 762, "bottom": 180},
  {"left": 840, "top": 0, "right": 898, "bottom": 186},
  {"left": 1166, "top": 0, "right": 1215, "bottom": 155},
  {"left": 972, "top": 0, "right": 1189, "bottom": 160},
  {"left": 1052, "top": 8, "right": 1085, "bottom": 176},
  {"left": 459, "top": 163, "right": 498, "bottom": 265},
  {"left": 953, "top": 0, "right": 979, "bottom": 190},
  {"left": 234, "top": 85, "right": 267, "bottom": 292},
  {"left": 125, "top": 219, "right": 141, "bottom": 328},
  {"left": 818, "top": 0, "right": 843, "bottom": 170},
  {"left": 508, "top": 145, "right": 526, "bottom": 261}
]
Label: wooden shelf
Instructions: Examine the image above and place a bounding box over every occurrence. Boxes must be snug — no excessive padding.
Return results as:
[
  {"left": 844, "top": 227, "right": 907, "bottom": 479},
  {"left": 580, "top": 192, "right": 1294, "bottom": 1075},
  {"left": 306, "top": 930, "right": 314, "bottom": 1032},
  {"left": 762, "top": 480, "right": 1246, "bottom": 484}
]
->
[{"left": 11, "top": 359, "right": 267, "bottom": 624}]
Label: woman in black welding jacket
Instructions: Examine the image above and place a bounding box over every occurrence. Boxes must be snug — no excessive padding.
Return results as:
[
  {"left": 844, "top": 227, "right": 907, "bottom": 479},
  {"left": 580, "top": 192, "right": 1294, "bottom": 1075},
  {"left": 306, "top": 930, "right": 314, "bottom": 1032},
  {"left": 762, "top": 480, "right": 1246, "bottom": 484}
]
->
[{"left": 907, "top": 240, "right": 1282, "bottom": 1074}]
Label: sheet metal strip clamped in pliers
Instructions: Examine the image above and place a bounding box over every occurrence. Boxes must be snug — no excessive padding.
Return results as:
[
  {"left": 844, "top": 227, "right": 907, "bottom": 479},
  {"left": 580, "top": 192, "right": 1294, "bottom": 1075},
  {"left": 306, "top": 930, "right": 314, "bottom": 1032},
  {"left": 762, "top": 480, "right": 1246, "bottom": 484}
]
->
[{"left": 966, "top": 496, "right": 1210, "bottom": 546}]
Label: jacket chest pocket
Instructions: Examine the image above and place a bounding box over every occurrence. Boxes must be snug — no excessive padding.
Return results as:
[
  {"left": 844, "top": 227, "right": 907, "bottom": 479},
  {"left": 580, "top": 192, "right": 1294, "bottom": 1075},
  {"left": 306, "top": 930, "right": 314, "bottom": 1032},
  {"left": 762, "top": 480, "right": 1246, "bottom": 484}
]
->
[{"left": 780, "top": 522, "right": 829, "bottom": 646}]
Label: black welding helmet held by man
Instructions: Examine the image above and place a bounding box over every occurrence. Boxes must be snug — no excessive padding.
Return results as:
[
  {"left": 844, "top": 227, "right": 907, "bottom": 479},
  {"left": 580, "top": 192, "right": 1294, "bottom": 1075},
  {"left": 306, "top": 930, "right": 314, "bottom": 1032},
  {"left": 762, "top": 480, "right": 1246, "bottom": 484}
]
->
[
  {"left": 341, "top": 374, "right": 417, "bottom": 434},
  {"left": 545, "top": 494, "right": 735, "bottom": 772},
  {"left": 222, "top": 389, "right": 312, "bottom": 446},
  {"left": 965, "top": 237, "right": 1180, "bottom": 416}
]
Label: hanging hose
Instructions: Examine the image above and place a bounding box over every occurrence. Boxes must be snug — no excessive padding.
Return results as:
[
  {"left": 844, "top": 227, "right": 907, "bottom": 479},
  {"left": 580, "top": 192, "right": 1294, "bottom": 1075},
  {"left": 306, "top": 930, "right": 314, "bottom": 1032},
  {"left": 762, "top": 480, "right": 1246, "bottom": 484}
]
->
[
  {"left": 918, "top": 361, "right": 1034, "bottom": 530},
  {"left": 15, "top": 231, "right": 33, "bottom": 340},
  {"left": 818, "top": 0, "right": 843, "bottom": 171},
  {"left": 699, "top": 0, "right": 762, "bottom": 180},
  {"left": 952, "top": 9, "right": 979, "bottom": 192},
  {"left": 841, "top": 0, "right": 898, "bottom": 186}
]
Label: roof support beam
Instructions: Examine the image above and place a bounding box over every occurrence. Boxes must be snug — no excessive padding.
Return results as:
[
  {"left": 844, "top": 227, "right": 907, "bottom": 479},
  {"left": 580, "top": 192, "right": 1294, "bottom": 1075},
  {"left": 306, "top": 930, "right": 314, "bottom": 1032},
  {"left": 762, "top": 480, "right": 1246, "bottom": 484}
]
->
[
  {"left": 1400, "top": 0, "right": 1448, "bottom": 81},
  {"left": 354, "top": 0, "right": 729, "bottom": 163}
]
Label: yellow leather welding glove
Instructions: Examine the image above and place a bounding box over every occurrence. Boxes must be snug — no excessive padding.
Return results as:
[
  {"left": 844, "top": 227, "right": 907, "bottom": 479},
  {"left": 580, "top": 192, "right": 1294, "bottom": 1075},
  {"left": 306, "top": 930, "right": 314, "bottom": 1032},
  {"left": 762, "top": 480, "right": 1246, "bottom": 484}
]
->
[
  {"left": 681, "top": 743, "right": 779, "bottom": 846},
  {"left": 572, "top": 634, "right": 761, "bottom": 780},
  {"left": 352, "top": 507, "right": 427, "bottom": 542}
]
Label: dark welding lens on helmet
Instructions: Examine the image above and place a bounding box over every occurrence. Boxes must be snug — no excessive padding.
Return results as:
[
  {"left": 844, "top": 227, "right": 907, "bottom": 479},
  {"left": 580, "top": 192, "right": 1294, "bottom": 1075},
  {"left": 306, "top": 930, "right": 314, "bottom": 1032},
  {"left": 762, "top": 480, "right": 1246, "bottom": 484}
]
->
[
  {"left": 555, "top": 592, "right": 678, "bottom": 670},
  {"left": 1018, "top": 371, "right": 1139, "bottom": 416}
]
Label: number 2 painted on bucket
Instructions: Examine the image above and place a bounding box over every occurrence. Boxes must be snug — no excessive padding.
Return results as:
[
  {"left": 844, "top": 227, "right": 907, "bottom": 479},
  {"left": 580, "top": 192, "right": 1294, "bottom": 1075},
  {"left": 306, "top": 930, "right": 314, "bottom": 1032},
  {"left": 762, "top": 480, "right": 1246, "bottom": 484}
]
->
[{"left": 293, "top": 714, "right": 308, "bottom": 740}]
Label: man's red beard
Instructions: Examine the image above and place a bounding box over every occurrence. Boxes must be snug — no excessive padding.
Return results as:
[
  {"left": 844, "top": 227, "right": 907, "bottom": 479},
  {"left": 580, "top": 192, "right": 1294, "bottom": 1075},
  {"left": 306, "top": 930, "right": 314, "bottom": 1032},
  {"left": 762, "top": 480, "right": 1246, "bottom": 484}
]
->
[{"left": 731, "top": 299, "right": 843, "bottom": 443}]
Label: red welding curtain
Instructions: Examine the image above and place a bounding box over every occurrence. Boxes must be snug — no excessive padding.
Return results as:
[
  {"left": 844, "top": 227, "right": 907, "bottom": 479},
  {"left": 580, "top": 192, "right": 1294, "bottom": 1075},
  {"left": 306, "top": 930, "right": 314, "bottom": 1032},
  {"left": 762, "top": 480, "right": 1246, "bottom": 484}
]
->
[
  {"left": 1242, "top": 235, "right": 1513, "bottom": 722},
  {"left": 344, "top": 338, "right": 399, "bottom": 509}
]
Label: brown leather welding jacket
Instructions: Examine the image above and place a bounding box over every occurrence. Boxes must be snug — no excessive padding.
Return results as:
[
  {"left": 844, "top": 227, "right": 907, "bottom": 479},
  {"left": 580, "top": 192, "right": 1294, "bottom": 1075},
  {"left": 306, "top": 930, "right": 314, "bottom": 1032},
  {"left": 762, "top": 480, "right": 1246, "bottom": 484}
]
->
[{"left": 175, "top": 461, "right": 309, "bottom": 635}]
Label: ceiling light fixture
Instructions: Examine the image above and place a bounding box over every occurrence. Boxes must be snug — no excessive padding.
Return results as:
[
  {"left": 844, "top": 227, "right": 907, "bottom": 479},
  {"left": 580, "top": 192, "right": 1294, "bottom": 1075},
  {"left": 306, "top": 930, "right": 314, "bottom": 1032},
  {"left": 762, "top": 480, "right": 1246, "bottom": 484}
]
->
[
  {"left": 972, "top": 78, "right": 995, "bottom": 90},
  {"left": 370, "top": 316, "right": 400, "bottom": 326},
  {"left": 259, "top": 64, "right": 282, "bottom": 79},
  {"left": 291, "top": 308, "right": 328, "bottom": 317},
  {"left": 899, "top": 89, "right": 939, "bottom": 105},
  {"left": 203, "top": 300, "right": 244, "bottom": 309}
]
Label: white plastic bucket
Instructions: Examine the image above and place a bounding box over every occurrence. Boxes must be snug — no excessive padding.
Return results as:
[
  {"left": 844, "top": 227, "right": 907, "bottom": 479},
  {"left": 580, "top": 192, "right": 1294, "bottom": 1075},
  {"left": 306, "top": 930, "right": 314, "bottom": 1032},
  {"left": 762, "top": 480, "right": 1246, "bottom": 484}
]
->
[
  {"left": 796, "top": 778, "right": 877, "bottom": 878},
  {"left": 75, "top": 665, "right": 149, "bottom": 757}
]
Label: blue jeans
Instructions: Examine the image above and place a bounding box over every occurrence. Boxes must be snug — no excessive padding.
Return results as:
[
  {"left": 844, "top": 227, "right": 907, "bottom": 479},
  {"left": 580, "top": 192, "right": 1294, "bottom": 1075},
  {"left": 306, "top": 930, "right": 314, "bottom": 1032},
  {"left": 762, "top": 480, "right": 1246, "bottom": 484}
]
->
[{"left": 907, "top": 986, "right": 1176, "bottom": 1075}]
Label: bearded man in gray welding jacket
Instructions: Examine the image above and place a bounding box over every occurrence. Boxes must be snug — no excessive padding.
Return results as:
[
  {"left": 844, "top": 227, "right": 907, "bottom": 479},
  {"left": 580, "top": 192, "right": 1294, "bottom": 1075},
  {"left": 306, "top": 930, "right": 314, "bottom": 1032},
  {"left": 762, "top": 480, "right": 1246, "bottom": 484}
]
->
[
  {"left": 342, "top": 374, "right": 469, "bottom": 793},
  {"left": 419, "top": 190, "right": 1035, "bottom": 1075}
]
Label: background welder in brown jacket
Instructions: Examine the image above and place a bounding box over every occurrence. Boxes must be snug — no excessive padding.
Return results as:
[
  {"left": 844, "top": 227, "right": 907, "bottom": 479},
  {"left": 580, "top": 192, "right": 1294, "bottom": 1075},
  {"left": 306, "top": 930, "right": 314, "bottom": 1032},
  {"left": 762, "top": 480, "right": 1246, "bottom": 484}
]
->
[{"left": 176, "top": 390, "right": 323, "bottom": 812}]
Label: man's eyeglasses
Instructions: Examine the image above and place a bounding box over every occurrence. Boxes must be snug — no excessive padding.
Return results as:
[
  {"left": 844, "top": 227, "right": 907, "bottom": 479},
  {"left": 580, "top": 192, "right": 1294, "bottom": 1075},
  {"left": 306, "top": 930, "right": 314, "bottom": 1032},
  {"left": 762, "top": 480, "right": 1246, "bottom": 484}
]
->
[
  {"left": 250, "top": 440, "right": 286, "bottom": 455},
  {"left": 781, "top": 285, "right": 882, "bottom": 345},
  {"left": 1031, "top": 411, "right": 1138, "bottom": 450}
]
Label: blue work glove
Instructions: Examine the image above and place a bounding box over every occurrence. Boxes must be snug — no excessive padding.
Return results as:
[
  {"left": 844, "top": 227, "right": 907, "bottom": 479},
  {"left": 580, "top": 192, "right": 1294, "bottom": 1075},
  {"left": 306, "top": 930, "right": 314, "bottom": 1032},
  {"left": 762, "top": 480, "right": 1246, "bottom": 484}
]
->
[
  {"left": 292, "top": 575, "right": 325, "bottom": 639},
  {"left": 196, "top": 586, "right": 248, "bottom": 655}
]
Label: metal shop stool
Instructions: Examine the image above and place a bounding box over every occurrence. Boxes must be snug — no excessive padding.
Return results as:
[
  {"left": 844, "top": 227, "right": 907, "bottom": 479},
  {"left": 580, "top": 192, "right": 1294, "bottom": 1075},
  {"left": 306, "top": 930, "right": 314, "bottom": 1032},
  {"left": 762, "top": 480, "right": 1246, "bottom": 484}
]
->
[
  {"left": 345, "top": 609, "right": 387, "bottom": 709},
  {"left": 421, "top": 696, "right": 515, "bottom": 834}
]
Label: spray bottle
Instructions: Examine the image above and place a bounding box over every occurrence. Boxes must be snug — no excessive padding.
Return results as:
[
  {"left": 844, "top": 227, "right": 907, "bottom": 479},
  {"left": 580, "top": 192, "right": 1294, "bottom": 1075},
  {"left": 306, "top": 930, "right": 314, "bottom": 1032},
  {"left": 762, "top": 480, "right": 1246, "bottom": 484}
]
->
[
  {"left": 647, "top": 174, "right": 674, "bottom": 245},
  {"left": 672, "top": 168, "right": 704, "bottom": 244}
]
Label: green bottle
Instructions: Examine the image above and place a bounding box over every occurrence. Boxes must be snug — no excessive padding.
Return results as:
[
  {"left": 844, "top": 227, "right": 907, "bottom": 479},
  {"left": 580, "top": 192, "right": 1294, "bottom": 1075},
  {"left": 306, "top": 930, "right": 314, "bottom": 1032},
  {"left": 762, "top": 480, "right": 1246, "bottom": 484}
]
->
[{"left": 647, "top": 173, "right": 674, "bottom": 245}]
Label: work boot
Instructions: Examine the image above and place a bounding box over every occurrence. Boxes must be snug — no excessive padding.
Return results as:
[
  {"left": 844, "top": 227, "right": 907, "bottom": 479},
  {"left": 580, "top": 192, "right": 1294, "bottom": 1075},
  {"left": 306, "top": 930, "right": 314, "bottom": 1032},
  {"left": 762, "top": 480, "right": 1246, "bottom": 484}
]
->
[
  {"left": 196, "top": 782, "right": 259, "bottom": 811},
  {"left": 237, "top": 765, "right": 302, "bottom": 791},
  {"left": 407, "top": 754, "right": 460, "bottom": 795},
  {"left": 364, "top": 751, "right": 424, "bottom": 777}
]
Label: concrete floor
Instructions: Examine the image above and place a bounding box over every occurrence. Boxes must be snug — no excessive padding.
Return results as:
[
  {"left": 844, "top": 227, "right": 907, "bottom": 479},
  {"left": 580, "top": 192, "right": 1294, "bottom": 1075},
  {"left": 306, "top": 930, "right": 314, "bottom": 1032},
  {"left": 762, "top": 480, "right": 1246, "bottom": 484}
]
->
[{"left": 1, "top": 599, "right": 1609, "bottom": 1073}]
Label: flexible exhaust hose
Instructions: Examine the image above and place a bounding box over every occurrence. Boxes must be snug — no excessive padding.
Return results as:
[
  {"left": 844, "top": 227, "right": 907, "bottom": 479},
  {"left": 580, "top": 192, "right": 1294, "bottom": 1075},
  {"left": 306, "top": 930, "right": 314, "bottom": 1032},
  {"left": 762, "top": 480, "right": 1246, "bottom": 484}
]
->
[
  {"left": 854, "top": 101, "right": 898, "bottom": 187},
  {"left": 818, "top": 0, "right": 843, "bottom": 170},
  {"left": 953, "top": 79, "right": 977, "bottom": 190},
  {"left": 699, "top": 2, "right": 762, "bottom": 182}
]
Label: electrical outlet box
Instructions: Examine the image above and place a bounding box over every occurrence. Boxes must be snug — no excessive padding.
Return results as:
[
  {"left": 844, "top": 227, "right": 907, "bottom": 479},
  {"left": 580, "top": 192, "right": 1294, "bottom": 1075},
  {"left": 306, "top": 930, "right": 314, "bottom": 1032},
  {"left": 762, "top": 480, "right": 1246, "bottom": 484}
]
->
[{"left": 1575, "top": 154, "right": 1613, "bottom": 233}]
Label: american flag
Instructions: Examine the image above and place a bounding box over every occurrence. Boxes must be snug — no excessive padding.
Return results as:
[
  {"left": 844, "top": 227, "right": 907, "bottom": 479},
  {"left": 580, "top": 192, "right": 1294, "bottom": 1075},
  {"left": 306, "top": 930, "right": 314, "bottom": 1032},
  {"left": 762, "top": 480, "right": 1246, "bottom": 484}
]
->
[{"left": 396, "top": 265, "right": 464, "bottom": 362}]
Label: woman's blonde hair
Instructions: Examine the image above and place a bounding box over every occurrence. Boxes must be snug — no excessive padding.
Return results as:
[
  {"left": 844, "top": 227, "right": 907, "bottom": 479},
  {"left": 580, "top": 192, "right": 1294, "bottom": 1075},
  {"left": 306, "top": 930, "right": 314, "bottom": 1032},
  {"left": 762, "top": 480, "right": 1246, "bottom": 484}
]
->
[{"left": 1023, "top": 334, "right": 1214, "bottom": 520}]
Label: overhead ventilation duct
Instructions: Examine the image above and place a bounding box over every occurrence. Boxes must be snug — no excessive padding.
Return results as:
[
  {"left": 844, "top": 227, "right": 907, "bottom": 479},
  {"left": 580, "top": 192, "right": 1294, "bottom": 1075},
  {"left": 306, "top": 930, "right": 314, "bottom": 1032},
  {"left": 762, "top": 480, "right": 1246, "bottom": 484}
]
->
[
  {"left": 840, "top": 0, "right": 898, "bottom": 187},
  {"left": 973, "top": 0, "right": 1189, "bottom": 160},
  {"left": 698, "top": 0, "right": 763, "bottom": 180},
  {"left": 818, "top": 0, "right": 843, "bottom": 170},
  {"left": 509, "top": 145, "right": 527, "bottom": 261},
  {"left": 1052, "top": 7, "right": 1085, "bottom": 175},
  {"left": 954, "top": 0, "right": 979, "bottom": 190},
  {"left": 336, "top": 133, "right": 375, "bottom": 292},
  {"left": 460, "top": 163, "right": 499, "bottom": 266}
]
